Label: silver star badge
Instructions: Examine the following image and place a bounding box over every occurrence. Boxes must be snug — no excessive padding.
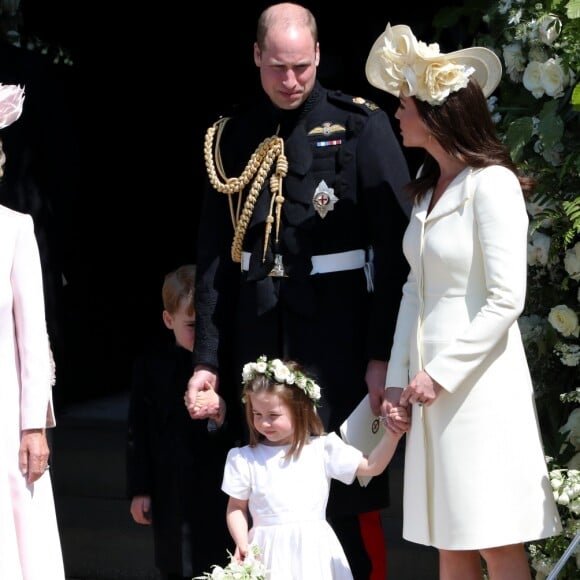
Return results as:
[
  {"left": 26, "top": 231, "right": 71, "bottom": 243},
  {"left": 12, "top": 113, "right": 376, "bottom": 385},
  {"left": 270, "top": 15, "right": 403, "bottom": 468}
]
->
[{"left": 312, "top": 180, "right": 338, "bottom": 219}]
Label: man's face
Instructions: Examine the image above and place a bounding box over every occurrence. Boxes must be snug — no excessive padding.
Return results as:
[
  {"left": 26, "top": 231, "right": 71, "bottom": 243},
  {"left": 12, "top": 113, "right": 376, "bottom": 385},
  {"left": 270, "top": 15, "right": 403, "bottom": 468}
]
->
[{"left": 254, "top": 25, "right": 319, "bottom": 110}]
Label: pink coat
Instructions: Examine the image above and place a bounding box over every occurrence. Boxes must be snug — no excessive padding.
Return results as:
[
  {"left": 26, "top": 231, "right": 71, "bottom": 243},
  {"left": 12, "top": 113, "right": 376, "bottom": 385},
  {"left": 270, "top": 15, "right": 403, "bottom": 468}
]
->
[{"left": 0, "top": 205, "right": 65, "bottom": 579}]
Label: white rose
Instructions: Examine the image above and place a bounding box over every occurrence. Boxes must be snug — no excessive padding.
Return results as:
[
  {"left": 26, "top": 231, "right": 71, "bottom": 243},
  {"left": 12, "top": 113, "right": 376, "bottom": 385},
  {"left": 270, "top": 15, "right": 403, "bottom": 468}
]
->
[
  {"left": 421, "top": 62, "right": 473, "bottom": 105},
  {"left": 541, "top": 58, "right": 567, "bottom": 98},
  {"left": 271, "top": 360, "right": 292, "bottom": 383},
  {"left": 523, "top": 61, "right": 545, "bottom": 98},
  {"left": 564, "top": 242, "right": 580, "bottom": 281},
  {"left": 242, "top": 363, "right": 255, "bottom": 383},
  {"left": 310, "top": 382, "right": 321, "bottom": 401},
  {"left": 527, "top": 231, "right": 551, "bottom": 266},
  {"left": 548, "top": 304, "right": 580, "bottom": 338},
  {"left": 538, "top": 14, "right": 562, "bottom": 46},
  {"left": 415, "top": 38, "right": 441, "bottom": 59}
]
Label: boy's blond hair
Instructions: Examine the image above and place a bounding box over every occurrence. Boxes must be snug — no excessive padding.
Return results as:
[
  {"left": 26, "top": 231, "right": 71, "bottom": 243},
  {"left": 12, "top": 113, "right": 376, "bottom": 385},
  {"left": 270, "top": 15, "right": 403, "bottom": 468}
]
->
[{"left": 161, "top": 264, "right": 196, "bottom": 316}]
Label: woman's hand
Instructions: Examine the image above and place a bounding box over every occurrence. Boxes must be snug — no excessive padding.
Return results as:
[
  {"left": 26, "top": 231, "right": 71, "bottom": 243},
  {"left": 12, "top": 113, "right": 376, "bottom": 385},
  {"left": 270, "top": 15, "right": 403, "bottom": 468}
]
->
[
  {"left": 20, "top": 428, "right": 50, "bottom": 484},
  {"left": 399, "top": 370, "right": 442, "bottom": 407}
]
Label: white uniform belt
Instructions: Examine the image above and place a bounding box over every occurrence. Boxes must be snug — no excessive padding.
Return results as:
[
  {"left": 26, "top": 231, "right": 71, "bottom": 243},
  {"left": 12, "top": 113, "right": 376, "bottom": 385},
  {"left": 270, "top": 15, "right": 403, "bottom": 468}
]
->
[{"left": 241, "top": 249, "right": 366, "bottom": 275}]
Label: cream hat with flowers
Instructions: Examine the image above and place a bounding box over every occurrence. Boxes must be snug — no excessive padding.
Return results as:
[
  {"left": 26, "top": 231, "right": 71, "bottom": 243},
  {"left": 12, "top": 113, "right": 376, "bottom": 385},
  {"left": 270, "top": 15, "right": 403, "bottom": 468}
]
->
[
  {"left": 365, "top": 24, "right": 502, "bottom": 105},
  {"left": 0, "top": 84, "right": 25, "bottom": 129}
]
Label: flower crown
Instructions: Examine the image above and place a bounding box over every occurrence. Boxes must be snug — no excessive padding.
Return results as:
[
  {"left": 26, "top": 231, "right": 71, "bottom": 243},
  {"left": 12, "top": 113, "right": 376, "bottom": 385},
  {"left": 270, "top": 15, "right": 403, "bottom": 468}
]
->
[
  {"left": 0, "top": 84, "right": 25, "bottom": 129},
  {"left": 242, "top": 355, "right": 322, "bottom": 404}
]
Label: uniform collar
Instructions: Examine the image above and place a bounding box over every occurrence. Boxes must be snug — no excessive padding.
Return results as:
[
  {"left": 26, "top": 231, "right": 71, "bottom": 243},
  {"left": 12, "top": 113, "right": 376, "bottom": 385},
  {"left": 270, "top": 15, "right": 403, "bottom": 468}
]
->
[{"left": 264, "top": 81, "right": 324, "bottom": 138}]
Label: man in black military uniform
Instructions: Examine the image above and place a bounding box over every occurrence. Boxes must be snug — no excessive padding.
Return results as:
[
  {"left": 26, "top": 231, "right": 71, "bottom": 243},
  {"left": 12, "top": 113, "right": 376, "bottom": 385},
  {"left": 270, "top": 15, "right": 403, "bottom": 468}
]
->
[{"left": 186, "top": 3, "right": 411, "bottom": 577}]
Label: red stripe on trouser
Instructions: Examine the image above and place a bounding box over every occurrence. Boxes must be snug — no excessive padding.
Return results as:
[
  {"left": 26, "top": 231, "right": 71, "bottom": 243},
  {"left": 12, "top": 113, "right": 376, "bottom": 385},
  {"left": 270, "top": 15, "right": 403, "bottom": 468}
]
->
[{"left": 359, "top": 510, "right": 387, "bottom": 579}]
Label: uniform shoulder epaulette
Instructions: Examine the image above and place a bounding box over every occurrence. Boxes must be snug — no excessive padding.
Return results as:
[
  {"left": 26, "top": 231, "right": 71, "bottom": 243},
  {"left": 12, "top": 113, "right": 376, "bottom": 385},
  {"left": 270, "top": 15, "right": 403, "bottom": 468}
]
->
[{"left": 327, "top": 90, "right": 381, "bottom": 115}]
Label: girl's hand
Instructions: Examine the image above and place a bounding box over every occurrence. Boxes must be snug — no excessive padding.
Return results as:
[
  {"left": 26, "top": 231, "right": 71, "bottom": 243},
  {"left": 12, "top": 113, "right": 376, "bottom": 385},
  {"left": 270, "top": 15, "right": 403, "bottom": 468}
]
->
[
  {"left": 185, "top": 367, "right": 218, "bottom": 419},
  {"left": 386, "top": 405, "right": 410, "bottom": 434},
  {"left": 234, "top": 544, "right": 248, "bottom": 562},
  {"left": 380, "top": 388, "right": 409, "bottom": 435}
]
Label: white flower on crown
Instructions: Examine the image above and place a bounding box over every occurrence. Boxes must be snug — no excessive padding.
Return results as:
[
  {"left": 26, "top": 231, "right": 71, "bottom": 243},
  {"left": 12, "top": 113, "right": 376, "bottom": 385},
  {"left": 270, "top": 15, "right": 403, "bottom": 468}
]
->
[{"left": 242, "top": 355, "right": 322, "bottom": 404}]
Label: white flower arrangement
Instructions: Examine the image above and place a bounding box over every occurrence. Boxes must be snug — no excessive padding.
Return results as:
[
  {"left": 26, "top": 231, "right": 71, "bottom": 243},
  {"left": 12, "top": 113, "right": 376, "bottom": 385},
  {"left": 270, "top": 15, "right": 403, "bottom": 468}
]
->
[
  {"left": 376, "top": 24, "right": 474, "bottom": 105},
  {"left": 194, "top": 543, "right": 267, "bottom": 580},
  {"left": 242, "top": 355, "right": 322, "bottom": 404}
]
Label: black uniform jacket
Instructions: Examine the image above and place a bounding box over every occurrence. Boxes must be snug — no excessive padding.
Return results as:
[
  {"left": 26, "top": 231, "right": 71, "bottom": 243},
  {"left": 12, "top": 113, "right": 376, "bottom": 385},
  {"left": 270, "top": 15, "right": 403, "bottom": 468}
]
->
[
  {"left": 194, "top": 82, "right": 411, "bottom": 513},
  {"left": 126, "top": 340, "right": 236, "bottom": 576}
]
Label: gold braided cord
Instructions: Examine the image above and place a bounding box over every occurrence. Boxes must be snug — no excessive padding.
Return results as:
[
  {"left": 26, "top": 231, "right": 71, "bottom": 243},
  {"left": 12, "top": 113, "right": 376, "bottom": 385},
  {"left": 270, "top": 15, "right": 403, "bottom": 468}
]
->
[
  {"left": 204, "top": 117, "right": 287, "bottom": 263},
  {"left": 211, "top": 117, "right": 240, "bottom": 227}
]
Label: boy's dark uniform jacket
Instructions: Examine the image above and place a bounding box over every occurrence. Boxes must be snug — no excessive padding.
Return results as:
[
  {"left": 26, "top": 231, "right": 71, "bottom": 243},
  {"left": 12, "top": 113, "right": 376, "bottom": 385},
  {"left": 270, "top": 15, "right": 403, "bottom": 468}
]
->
[
  {"left": 126, "top": 341, "right": 235, "bottom": 576},
  {"left": 194, "top": 81, "right": 410, "bottom": 514}
]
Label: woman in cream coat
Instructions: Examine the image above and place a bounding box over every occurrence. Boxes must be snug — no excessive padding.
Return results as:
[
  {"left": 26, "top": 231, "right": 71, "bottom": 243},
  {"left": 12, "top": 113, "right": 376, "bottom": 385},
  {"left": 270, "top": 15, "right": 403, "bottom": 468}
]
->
[
  {"left": 366, "top": 24, "right": 562, "bottom": 579},
  {"left": 0, "top": 84, "right": 65, "bottom": 579}
]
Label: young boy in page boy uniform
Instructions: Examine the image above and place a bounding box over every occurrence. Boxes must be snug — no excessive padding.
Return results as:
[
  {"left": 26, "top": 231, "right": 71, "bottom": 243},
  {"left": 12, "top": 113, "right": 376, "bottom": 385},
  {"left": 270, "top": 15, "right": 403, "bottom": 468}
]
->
[{"left": 126, "top": 265, "right": 236, "bottom": 580}]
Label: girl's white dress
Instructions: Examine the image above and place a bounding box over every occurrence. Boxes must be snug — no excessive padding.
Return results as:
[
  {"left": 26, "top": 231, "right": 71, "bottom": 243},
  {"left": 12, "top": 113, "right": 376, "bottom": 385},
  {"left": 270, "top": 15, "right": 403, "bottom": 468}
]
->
[{"left": 222, "top": 433, "right": 362, "bottom": 580}]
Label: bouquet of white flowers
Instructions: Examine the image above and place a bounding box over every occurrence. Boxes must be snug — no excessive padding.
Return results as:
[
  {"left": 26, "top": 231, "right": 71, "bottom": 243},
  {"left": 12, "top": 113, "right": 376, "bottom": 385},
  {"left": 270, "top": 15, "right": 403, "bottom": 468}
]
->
[{"left": 194, "top": 544, "right": 268, "bottom": 580}]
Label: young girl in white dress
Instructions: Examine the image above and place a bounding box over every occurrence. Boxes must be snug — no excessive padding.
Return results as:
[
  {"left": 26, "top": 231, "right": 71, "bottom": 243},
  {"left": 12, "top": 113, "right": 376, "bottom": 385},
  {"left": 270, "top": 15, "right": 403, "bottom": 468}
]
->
[{"left": 220, "top": 356, "right": 408, "bottom": 580}]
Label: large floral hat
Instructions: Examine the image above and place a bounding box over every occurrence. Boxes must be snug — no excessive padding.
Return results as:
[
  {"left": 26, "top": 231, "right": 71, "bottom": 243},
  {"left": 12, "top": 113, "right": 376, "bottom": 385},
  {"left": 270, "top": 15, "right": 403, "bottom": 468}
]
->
[
  {"left": 0, "top": 84, "right": 25, "bottom": 129},
  {"left": 365, "top": 23, "right": 501, "bottom": 106}
]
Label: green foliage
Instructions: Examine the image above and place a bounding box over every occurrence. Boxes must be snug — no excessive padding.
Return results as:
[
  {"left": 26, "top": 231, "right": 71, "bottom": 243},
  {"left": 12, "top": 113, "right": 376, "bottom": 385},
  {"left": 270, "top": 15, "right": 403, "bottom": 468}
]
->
[{"left": 435, "top": 1, "right": 580, "bottom": 577}]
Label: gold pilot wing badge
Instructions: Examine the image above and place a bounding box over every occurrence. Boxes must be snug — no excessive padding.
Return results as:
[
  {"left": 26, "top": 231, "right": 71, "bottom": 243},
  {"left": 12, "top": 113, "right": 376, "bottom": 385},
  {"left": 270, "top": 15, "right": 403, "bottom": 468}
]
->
[
  {"left": 307, "top": 121, "right": 346, "bottom": 136},
  {"left": 313, "top": 180, "right": 338, "bottom": 219}
]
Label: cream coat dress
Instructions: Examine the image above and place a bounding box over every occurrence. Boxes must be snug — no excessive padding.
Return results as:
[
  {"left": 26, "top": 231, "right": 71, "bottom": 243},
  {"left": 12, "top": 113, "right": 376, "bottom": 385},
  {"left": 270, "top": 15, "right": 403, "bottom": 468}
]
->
[
  {"left": 385, "top": 166, "right": 562, "bottom": 549},
  {"left": 0, "top": 205, "right": 65, "bottom": 579}
]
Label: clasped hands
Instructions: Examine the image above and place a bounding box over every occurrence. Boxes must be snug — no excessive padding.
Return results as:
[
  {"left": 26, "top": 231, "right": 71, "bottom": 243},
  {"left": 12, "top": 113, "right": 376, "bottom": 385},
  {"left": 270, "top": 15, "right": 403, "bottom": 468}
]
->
[
  {"left": 184, "top": 367, "right": 226, "bottom": 426},
  {"left": 381, "top": 370, "right": 443, "bottom": 434}
]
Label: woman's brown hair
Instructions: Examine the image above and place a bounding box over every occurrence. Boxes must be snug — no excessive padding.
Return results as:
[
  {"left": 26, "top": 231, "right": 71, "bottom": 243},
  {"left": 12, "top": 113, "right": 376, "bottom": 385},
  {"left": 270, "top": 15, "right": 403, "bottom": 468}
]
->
[{"left": 406, "top": 78, "right": 535, "bottom": 202}]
